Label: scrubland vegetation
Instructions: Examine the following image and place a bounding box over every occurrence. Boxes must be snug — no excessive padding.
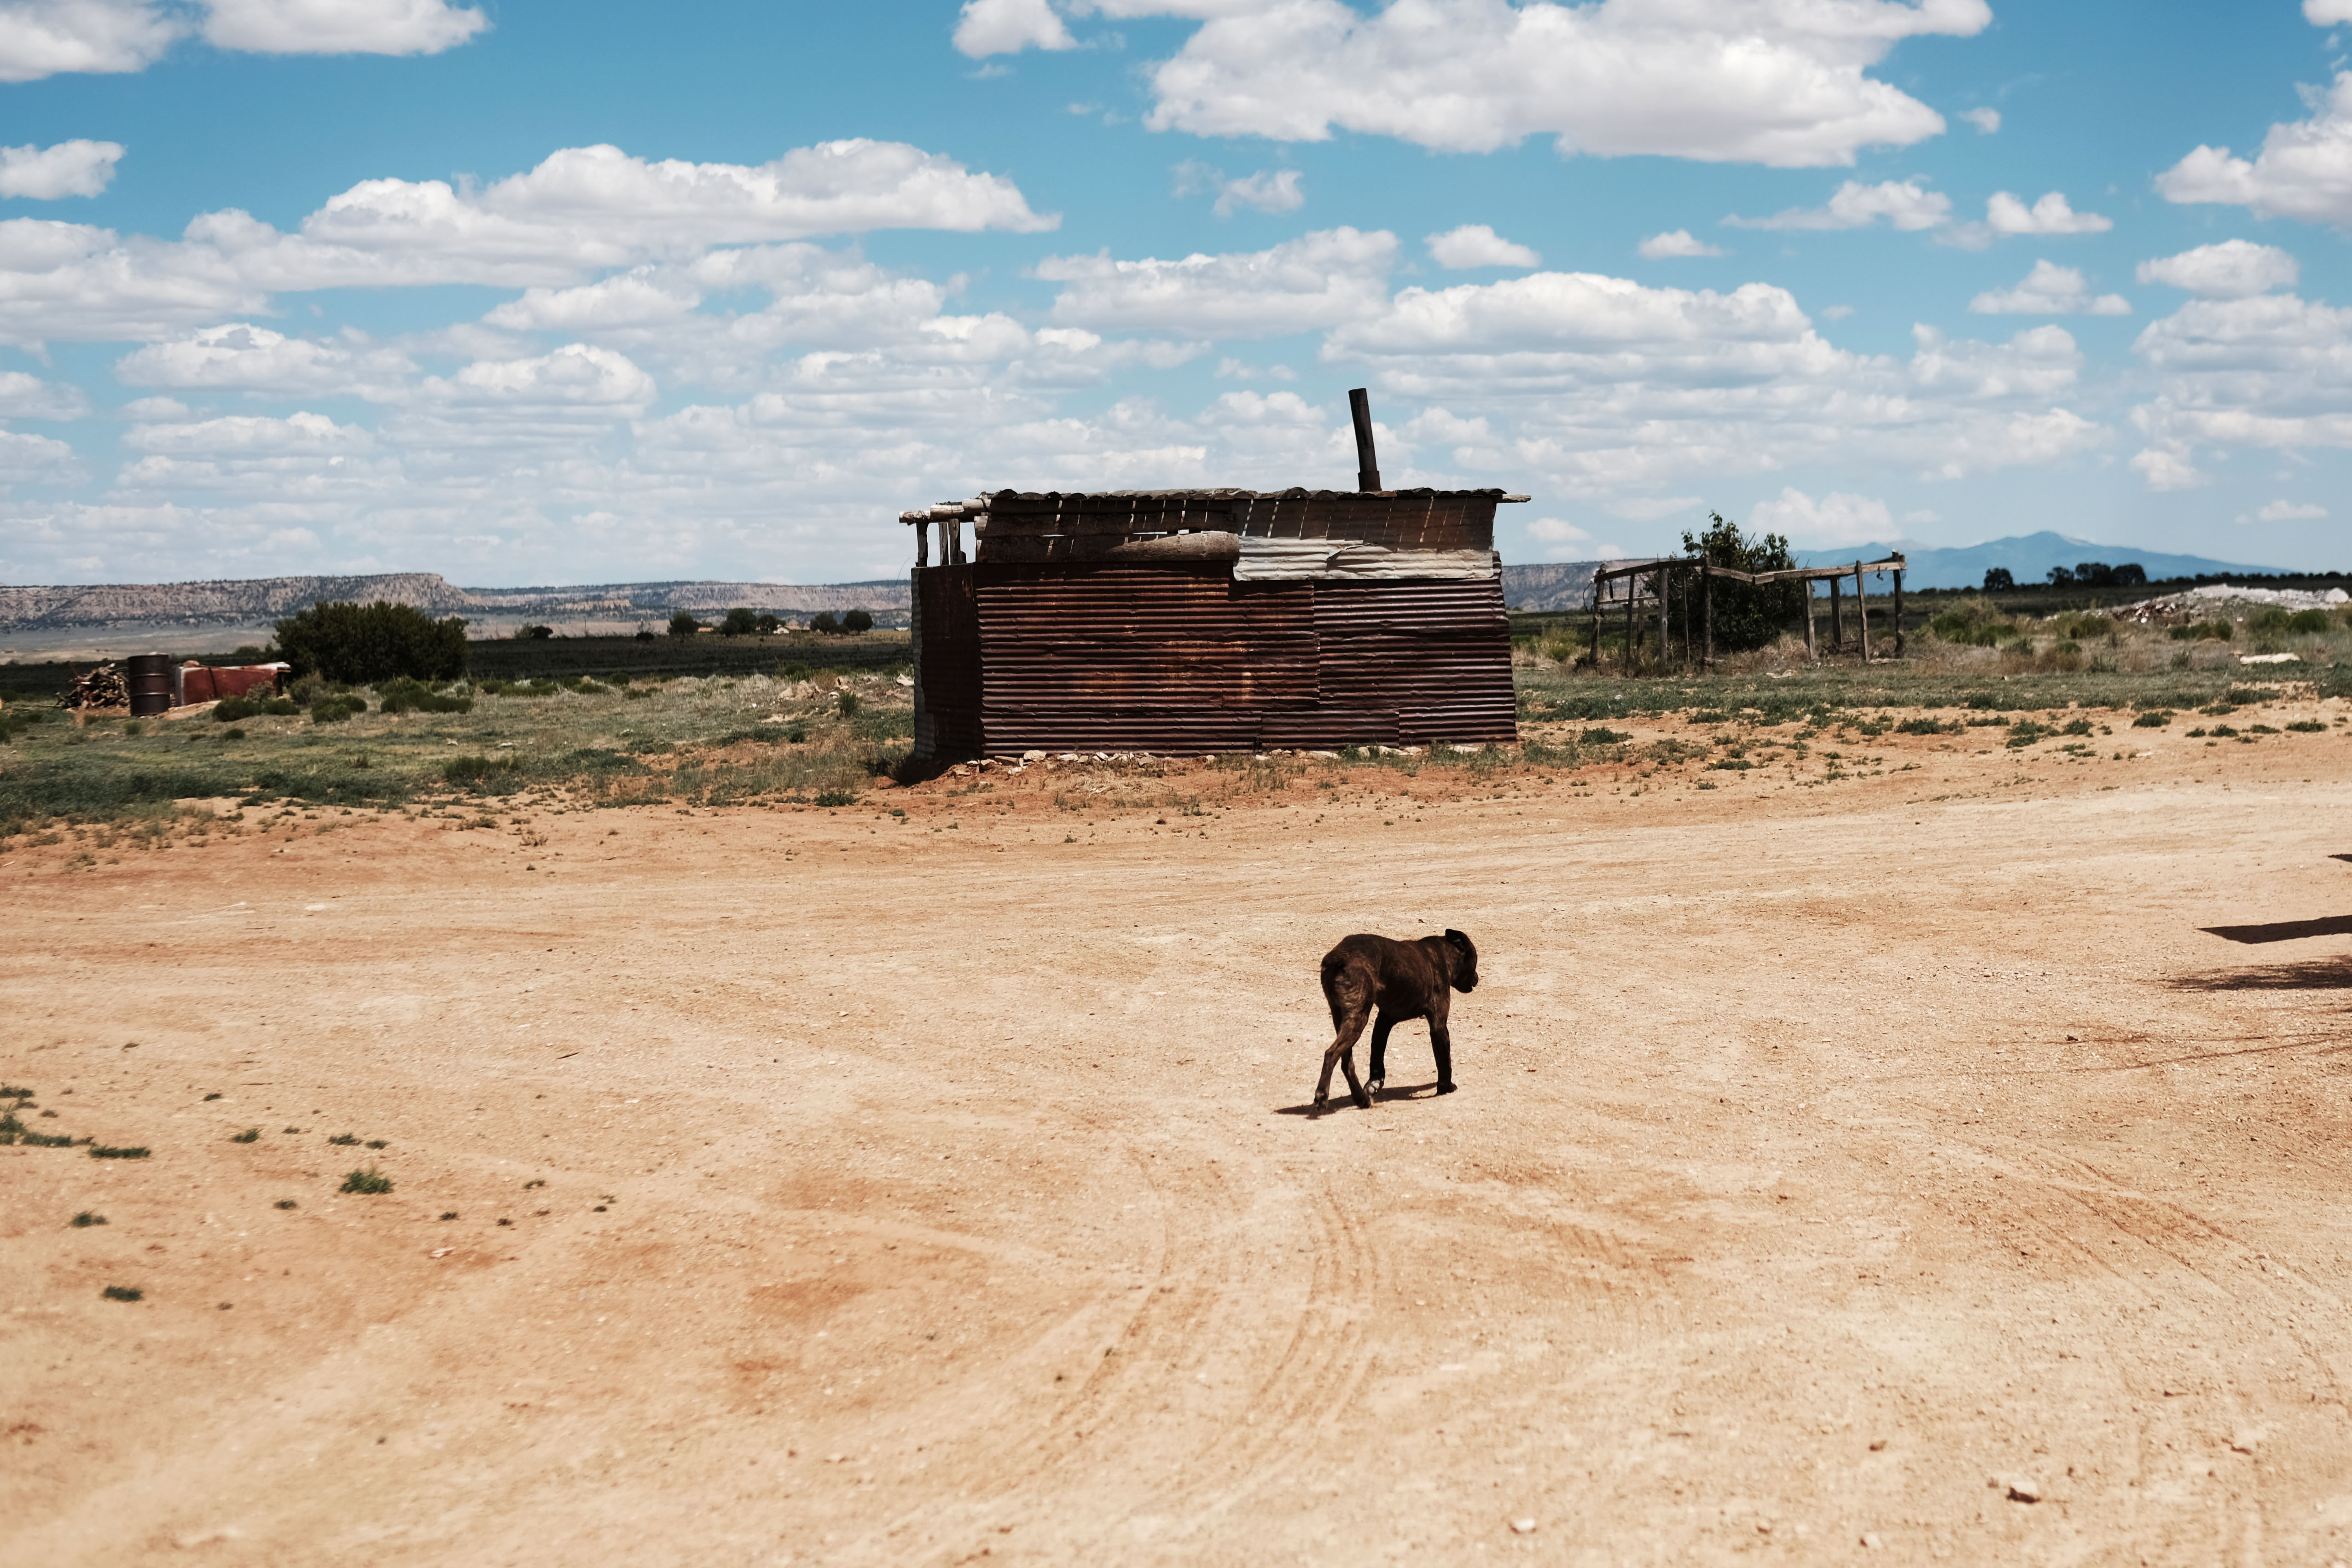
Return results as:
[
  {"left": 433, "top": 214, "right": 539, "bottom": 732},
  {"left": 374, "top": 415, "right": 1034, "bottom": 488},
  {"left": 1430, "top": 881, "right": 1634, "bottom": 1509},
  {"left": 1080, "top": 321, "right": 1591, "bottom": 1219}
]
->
[{"left": 0, "top": 663, "right": 914, "bottom": 847}]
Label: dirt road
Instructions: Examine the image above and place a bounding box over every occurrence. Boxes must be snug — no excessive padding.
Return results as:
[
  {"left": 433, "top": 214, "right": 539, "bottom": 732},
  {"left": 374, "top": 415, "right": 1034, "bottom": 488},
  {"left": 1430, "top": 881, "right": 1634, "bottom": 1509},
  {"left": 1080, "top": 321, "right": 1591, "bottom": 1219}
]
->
[{"left": 5, "top": 710, "right": 2351, "bottom": 1564}]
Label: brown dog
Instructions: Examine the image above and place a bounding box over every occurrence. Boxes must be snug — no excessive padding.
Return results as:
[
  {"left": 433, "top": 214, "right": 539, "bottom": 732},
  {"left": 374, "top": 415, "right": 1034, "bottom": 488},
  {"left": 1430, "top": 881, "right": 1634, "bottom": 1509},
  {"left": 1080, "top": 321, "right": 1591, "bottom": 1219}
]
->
[{"left": 1312, "top": 929, "right": 1479, "bottom": 1112}]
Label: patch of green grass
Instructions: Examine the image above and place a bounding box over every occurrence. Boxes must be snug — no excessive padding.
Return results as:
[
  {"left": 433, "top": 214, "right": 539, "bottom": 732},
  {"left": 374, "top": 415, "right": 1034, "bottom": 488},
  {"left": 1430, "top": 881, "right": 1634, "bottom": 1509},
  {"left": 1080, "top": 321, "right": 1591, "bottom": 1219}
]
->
[
  {"left": 70, "top": 1210, "right": 105, "bottom": 1227},
  {"left": 1579, "top": 726, "right": 1630, "bottom": 744},
  {"left": 231, "top": 1127, "right": 261, "bottom": 1143},
  {"left": 89, "top": 1144, "right": 150, "bottom": 1159},
  {"left": 102, "top": 1284, "right": 143, "bottom": 1302},
  {"left": 339, "top": 1167, "right": 393, "bottom": 1195}
]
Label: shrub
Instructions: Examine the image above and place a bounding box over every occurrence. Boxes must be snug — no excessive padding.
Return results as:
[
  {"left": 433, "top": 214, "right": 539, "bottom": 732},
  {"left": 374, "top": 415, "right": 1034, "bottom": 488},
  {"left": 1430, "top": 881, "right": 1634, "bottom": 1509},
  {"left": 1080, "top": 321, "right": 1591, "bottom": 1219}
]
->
[
  {"left": 2288, "top": 720, "right": 2327, "bottom": 732},
  {"left": 2250, "top": 607, "right": 2291, "bottom": 635},
  {"left": 1894, "top": 717, "right": 1954, "bottom": 735},
  {"left": 2288, "top": 609, "right": 2331, "bottom": 634},
  {"left": 1681, "top": 513, "right": 1803, "bottom": 652},
  {"left": 340, "top": 1167, "right": 393, "bottom": 1195},
  {"left": 836, "top": 691, "right": 860, "bottom": 718},
  {"left": 1580, "top": 726, "right": 1629, "bottom": 744},
  {"left": 214, "top": 695, "right": 298, "bottom": 721},
  {"left": 1928, "top": 598, "right": 2020, "bottom": 647},
  {"left": 2169, "top": 620, "right": 2232, "bottom": 642},
  {"left": 102, "top": 1284, "right": 143, "bottom": 1302},
  {"left": 813, "top": 788, "right": 858, "bottom": 807},
  {"left": 231, "top": 1127, "right": 260, "bottom": 1143},
  {"left": 2005, "top": 721, "right": 2053, "bottom": 749},
  {"left": 275, "top": 1198, "right": 298, "bottom": 1209},
  {"left": 274, "top": 600, "right": 468, "bottom": 684},
  {"left": 842, "top": 608, "right": 874, "bottom": 633},
  {"left": 2132, "top": 710, "right": 2172, "bottom": 727},
  {"left": 310, "top": 695, "right": 366, "bottom": 724},
  {"left": 517, "top": 624, "right": 554, "bottom": 639},
  {"left": 2061, "top": 718, "right": 2093, "bottom": 736},
  {"left": 442, "top": 754, "right": 519, "bottom": 784},
  {"left": 70, "top": 1210, "right": 105, "bottom": 1227},
  {"left": 376, "top": 677, "right": 472, "bottom": 715},
  {"left": 327, "top": 1132, "right": 360, "bottom": 1146},
  {"left": 89, "top": 1144, "right": 150, "bottom": 1159}
]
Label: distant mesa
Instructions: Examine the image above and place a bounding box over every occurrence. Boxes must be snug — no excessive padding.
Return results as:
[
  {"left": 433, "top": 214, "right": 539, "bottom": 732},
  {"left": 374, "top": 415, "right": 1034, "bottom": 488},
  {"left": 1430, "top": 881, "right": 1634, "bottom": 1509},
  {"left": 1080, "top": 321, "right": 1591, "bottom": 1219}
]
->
[{"left": 0, "top": 573, "right": 912, "bottom": 635}]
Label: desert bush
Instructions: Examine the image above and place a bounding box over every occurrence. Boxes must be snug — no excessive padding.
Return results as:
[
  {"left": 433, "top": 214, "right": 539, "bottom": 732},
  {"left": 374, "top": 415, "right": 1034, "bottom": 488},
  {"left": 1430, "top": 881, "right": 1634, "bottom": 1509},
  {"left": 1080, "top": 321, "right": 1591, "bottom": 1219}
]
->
[
  {"left": 442, "top": 754, "right": 519, "bottom": 785},
  {"left": 1928, "top": 598, "right": 2021, "bottom": 647},
  {"left": 340, "top": 1167, "right": 393, "bottom": 1195},
  {"left": 2132, "top": 710, "right": 2171, "bottom": 727},
  {"left": 376, "top": 677, "right": 472, "bottom": 715},
  {"left": 836, "top": 691, "right": 860, "bottom": 718},
  {"left": 214, "top": 695, "right": 298, "bottom": 721},
  {"left": 275, "top": 600, "right": 467, "bottom": 684},
  {"left": 71, "top": 1210, "right": 105, "bottom": 1227},
  {"left": 310, "top": 694, "right": 366, "bottom": 724},
  {"left": 1682, "top": 513, "right": 1803, "bottom": 652},
  {"left": 2169, "top": 620, "right": 2233, "bottom": 642},
  {"left": 89, "top": 1144, "right": 149, "bottom": 1159},
  {"left": 2288, "top": 609, "right": 2331, "bottom": 634},
  {"left": 102, "top": 1284, "right": 142, "bottom": 1302}
]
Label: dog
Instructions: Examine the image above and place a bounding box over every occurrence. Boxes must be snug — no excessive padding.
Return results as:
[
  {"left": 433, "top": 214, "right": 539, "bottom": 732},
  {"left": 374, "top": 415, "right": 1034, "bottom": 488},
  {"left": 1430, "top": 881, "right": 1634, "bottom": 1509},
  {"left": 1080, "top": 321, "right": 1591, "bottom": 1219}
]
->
[{"left": 1312, "top": 929, "right": 1478, "bottom": 1112}]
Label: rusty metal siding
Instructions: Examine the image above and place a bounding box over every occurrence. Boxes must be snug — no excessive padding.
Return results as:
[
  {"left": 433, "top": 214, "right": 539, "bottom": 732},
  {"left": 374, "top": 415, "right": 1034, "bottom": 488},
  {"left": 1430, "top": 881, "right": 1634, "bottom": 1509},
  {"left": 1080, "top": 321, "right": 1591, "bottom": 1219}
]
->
[
  {"left": 910, "top": 557, "right": 1514, "bottom": 760},
  {"left": 914, "top": 564, "right": 981, "bottom": 761},
  {"left": 1313, "top": 580, "right": 1516, "bottom": 746}
]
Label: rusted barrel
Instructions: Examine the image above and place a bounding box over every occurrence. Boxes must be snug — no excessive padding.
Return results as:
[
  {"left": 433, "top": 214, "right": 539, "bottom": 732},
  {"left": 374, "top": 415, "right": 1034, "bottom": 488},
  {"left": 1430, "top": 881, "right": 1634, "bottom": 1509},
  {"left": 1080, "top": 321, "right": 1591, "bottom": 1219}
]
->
[{"left": 128, "top": 653, "right": 174, "bottom": 716}]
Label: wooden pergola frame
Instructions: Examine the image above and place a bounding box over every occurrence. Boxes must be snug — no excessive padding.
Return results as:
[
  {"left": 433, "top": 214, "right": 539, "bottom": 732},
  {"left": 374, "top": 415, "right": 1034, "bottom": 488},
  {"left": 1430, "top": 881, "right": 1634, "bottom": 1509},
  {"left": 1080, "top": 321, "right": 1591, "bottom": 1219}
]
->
[{"left": 1587, "top": 554, "right": 1907, "bottom": 670}]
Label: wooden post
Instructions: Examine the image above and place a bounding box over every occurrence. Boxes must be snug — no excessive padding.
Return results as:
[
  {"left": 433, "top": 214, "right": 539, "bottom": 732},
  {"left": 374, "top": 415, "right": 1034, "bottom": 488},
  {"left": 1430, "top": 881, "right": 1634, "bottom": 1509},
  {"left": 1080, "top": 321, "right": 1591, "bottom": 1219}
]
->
[
  {"left": 1656, "top": 568, "right": 1669, "bottom": 672},
  {"left": 1829, "top": 574, "right": 1841, "bottom": 651},
  {"left": 1702, "top": 564, "right": 1714, "bottom": 669},
  {"left": 916, "top": 519, "right": 931, "bottom": 569},
  {"left": 1624, "top": 571, "right": 1636, "bottom": 671},
  {"left": 1855, "top": 562, "right": 1870, "bottom": 661},
  {"left": 1803, "top": 578, "right": 1816, "bottom": 661},
  {"left": 1893, "top": 567, "right": 1905, "bottom": 658},
  {"left": 1589, "top": 570, "right": 1602, "bottom": 666}
]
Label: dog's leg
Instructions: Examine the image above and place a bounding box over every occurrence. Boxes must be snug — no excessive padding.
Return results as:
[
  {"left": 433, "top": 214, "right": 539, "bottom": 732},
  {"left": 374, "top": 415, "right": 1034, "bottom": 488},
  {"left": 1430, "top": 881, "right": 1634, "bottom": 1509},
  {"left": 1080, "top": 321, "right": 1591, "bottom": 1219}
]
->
[
  {"left": 1430, "top": 1020, "right": 1456, "bottom": 1095},
  {"left": 1366, "top": 1009, "right": 1400, "bottom": 1100},
  {"left": 1315, "top": 1005, "right": 1372, "bottom": 1111}
]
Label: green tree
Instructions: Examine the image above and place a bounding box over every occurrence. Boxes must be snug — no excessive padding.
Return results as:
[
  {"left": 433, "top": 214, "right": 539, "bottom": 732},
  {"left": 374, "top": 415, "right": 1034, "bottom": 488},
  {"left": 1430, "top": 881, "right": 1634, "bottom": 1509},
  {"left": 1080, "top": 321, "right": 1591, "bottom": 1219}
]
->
[
  {"left": 668, "top": 611, "right": 702, "bottom": 638},
  {"left": 754, "top": 612, "right": 781, "bottom": 635},
  {"left": 841, "top": 608, "right": 874, "bottom": 633},
  {"left": 719, "top": 608, "right": 759, "bottom": 637},
  {"left": 808, "top": 611, "right": 840, "bottom": 635},
  {"left": 1680, "top": 513, "right": 1801, "bottom": 653},
  {"left": 273, "top": 600, "right": 467, "bottom": 683},
  {"left": 1982, "top": 567, "right": 2015, "bottom": 591}
]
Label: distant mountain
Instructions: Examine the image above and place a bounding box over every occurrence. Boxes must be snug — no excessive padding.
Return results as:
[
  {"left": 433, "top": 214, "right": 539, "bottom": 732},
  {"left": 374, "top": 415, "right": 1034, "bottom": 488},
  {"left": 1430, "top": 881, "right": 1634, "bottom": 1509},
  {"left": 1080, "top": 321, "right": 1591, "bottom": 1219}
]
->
[
  {"left": 0, "top": 573, "right": 912, "bottom": 634},
  {"left": 1790, "top": 532, "right": 2294, "bottom": 591}
]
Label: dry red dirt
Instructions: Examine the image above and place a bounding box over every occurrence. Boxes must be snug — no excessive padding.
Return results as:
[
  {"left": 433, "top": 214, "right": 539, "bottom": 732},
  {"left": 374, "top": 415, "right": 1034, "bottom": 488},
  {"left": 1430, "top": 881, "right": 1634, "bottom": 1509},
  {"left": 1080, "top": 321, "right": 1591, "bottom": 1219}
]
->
[{"left": 6, "top": 706, "right": 2352, "bottom": 1565}]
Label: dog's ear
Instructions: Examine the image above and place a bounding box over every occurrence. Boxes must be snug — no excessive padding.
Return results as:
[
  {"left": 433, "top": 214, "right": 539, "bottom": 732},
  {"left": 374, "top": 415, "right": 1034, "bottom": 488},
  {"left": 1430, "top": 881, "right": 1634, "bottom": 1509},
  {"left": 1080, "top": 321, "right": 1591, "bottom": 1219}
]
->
[{"left": 1444, "top": 928, "right": 1472, "bottom": 955}]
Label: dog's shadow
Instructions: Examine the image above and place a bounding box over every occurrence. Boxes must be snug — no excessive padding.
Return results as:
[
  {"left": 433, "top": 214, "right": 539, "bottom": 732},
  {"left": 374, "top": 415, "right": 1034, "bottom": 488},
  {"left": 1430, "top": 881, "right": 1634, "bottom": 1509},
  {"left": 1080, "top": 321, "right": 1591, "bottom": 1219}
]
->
[{"left": 1272, "top": 1080, "right": 1446, "bottom": 1117}]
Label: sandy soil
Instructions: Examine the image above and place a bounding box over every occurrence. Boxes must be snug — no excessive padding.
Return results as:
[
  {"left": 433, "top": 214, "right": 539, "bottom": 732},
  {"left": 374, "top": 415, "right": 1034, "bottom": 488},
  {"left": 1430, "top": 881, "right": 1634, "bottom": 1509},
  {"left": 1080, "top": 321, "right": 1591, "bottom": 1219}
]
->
[{"left": 6, "top": 704, "right": 2352, "bottom": 1565}]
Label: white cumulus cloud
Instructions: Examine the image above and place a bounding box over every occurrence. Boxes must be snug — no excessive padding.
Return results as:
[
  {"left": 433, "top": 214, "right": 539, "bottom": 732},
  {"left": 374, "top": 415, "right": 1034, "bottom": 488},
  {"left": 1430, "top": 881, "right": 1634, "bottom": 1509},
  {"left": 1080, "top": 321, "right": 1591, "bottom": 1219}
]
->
[
  {"left": 0, "top": 367, "right": 87, "bottom": 417},
  {"left": 2244, "top": 499, "right": 2327, "bottom": 522},
  {"left": 0, "top": 139, "right": 124, "bottom": 198},
  {"left": 1727, "top": 178, "right": 1952, "bottom": 232},
  {"left": 201, "top": 0, "right": 487, "bottom": 55},
  {"left": 2136, "top": 239, "right": 2300, "bottom": 298},
  {"left": 2157, "top": 72, "right": 2352, "bottom": 226},
  {"left": 1636, "top": 229, "right": 1724, "bottom": 258},
  {"left": 1969, "top": 260, "right": 2129, "bottom": 316},
  {"left": 1428, "top": 224, "right": 1540, "bottom": 268},
  {"left": 1214, "top": 169, "right": 1303, "bottom": 217},
  {"left": 1036, "top": 227, "right": 1396, "bottom": 335},
  {"left": 114, "top": 321, "right": 415, "bottom": 399},
  {"left": 1098, "top": 0, "right": 1990, "bottom": 168},
  {"left": 953, "top": 0, "right": 1074, "bottom": 55},
  {"left": 1748, "top": 486, "right": 1894, "bottom": 547},
  {"left": 1960, "top": 106, "right": 1999, "bottom": 134},
  {"left": 0, "top": 1, "right": 185, "bottom": 82}
]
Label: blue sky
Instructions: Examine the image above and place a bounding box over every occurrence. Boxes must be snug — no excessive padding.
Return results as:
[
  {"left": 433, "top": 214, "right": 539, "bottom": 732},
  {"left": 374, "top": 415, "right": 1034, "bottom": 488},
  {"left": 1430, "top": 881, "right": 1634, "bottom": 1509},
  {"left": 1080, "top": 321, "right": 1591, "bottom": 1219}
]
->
[{"left": 1, "top": 0, "right": 2350, "bottom": 587}]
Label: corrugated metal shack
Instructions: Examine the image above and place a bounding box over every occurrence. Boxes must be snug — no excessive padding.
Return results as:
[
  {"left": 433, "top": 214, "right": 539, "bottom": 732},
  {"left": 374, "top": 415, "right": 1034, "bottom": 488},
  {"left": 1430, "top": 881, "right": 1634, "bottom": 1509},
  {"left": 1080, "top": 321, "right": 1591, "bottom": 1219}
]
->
[{"left": 899, "top": 468, "right": 1529, "bottom": 761}]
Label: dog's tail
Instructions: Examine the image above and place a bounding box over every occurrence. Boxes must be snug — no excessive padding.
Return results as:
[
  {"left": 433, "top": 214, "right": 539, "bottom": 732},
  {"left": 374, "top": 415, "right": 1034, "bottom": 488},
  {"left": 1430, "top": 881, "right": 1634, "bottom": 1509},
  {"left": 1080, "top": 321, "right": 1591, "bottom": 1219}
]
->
[{"left": 1321, "top": 948, "right": 1370, "bottom": 1023}]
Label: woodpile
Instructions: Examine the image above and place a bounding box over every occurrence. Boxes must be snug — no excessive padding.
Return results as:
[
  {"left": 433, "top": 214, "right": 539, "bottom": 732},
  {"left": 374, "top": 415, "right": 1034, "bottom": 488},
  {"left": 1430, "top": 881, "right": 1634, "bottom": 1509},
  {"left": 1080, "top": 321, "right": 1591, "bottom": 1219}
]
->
[{"left": 62, "top": 662, "right": 129, "bottom": 709}]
